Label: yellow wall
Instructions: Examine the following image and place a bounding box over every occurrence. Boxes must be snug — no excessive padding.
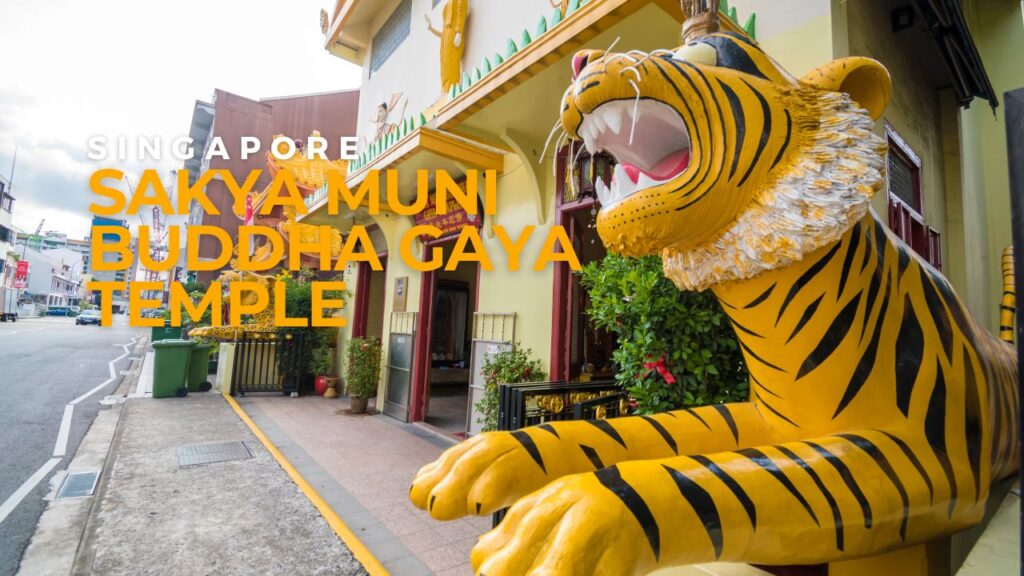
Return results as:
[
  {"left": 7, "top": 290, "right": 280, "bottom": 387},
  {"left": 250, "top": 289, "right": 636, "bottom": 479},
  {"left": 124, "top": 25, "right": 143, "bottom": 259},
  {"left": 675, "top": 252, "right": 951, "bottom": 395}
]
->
[{"left": 959, "top": 0, "right": 1024, "bottom": 329}]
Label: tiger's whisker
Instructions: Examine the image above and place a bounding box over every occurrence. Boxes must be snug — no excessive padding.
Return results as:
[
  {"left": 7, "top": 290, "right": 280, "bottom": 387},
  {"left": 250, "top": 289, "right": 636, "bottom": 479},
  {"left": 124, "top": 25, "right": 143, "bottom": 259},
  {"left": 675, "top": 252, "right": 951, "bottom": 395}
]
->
[
  {"left": 620, "top": 65, "right": 642, "bottom": 82},
  {"left": 598, "top": 37, "right": 622, "bottom": 62},
  {"left": 628, "top": 79, "right": 642, "bottom": 145},
  {"left": 540, "top": 118, "right": 565, "bottom": 166}
]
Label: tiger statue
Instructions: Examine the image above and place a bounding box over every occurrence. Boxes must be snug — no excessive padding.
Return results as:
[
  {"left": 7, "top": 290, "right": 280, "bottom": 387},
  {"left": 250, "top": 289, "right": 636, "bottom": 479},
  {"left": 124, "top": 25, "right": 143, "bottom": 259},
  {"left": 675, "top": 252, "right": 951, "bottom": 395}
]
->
[{"left": 409, "top": 11, "right": 1019, "bottom": 576}]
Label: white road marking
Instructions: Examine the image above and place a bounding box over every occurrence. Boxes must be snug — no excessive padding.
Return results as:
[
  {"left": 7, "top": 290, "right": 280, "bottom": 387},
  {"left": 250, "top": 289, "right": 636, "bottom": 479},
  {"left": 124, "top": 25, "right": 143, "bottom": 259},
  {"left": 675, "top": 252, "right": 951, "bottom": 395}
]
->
[
  {"left": 0, "top": 336, "right": 140, "bottom": 526},
  {"left": 53, "top": 405, "right": 74, "bottom": 458},
  {"left": 0, "top": 458, "right": 62, "bottom": 525}
]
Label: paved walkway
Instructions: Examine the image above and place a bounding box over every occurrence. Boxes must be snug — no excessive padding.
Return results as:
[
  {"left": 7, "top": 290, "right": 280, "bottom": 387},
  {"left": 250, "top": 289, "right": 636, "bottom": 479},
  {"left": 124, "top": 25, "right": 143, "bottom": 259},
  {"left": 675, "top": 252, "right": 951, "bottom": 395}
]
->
[
  {"left": 240, "top": 396, "right": 489, "bottom": 576},
  {"left": 73, "top": 392, "right": 365, "bottom": 576}
]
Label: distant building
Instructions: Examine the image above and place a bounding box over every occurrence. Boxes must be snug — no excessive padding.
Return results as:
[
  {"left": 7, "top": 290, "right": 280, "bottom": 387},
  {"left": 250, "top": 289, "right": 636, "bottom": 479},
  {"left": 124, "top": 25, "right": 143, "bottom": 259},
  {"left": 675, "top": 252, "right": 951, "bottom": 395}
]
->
[
  {"left": 87, "top": 216, "right": 132, "bottom": 313},
  {"left": 0, "top": 175, "right": 17, "bottom": 314},
  {"left": 21, "top": 247, "right": 82, "bottom": 308},
  {"left": 181, "top": 88, "right": 360, "bottom": 282}
]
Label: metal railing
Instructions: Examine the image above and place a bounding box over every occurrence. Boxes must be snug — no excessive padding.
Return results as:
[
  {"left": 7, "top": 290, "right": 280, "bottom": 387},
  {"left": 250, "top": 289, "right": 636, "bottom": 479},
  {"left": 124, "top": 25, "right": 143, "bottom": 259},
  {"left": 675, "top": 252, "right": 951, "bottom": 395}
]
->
[{"left": 230, "top": 332, "right": 309, "bottom": 396}]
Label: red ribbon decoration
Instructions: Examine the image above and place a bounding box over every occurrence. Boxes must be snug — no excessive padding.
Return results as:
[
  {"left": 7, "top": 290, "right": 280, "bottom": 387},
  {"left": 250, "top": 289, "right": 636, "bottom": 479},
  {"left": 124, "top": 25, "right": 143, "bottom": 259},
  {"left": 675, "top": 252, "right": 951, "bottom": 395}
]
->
[{"left": 644, "top": 356, "right": 677, "bottom": 386}]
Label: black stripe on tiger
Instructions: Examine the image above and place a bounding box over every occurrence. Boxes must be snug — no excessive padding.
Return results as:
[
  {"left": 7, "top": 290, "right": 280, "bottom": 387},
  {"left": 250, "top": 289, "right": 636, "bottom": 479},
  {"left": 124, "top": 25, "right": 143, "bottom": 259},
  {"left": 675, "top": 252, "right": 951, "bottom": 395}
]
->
[
  {"left": 737, "top": 78, "right": 772, "bottom": 187},
  {"left": 579, "top": 444, "right": 605, "bottom": 469},
  {"left": 718, "top": 79, "right": 746, "bottom": 181},
  {"left": 738, "top": 448, "right": 819, "bottom": 525},
  {"left": 776, "top": 445, "right": 845, "bottom": 551},
  {"left": 755, "top": 389, "right": 799, "bottom": 428},
  {"left": 511, "top": 431, "right": 547, "bottom": 474},
  {"left": 858, "top": 266, "right": 883, "bottom": 345},
  {"left": 797, "top": 293, "right": 862, "bottom": 379},
  {"left": 738, "top": 338, "right": 786, "bottom": 372},
  {"left": 743, "top": 283, "right": 776, "bottom": 309},
  {"left": 927, "top": 268, "right": 976, "bottom": 347},
  {"left": 786, "top": 293, "right": 824, "bottom": 344},
  {"left": 586, "top": 419, "right": 628, "bottom": 448},
  {"left": 595, "top": 466, "right": 661, "bottom": 560},
  {"left": 836, "top": 223, "right": 863, "bottom": 299},
  {"left": 962, "top": 346, "right": 983, "bottom": 500},
  {"left": 684, "top": 408, "right": 712, "bottom": 430},
  {"left": 702, "top": 35, "right": 771, "bottom": 81},
  {"left": 777, "top": 242, "right": 843, "bottom": 325},
  {"left": 918, "top": 266, "right": 954, "bottom": 360},
  {"left": 834, "top": 283, "right": 891, "bottom": 418},
  {"left": 836, "top": 433, "right": 910, "bottom": 541},
  {"left": 894, "top": 296, "right": 925, "bottom": 417},
  {"left": 730, "top": 317, "right": 764, "bottom": 339},
  {"left": 770, "top": 110, "right": 792, "bottom": 171},
  {"left": 690, "top": 454, "right": 757, "bottom": 528},
  {"left": 713, "top": 404, "right": 740, "bottom": 444},
  {"left": 804, "top": 441, "right": 873, "bottom": 528},
  {"left": 879, "top": 430, "right": 935, "bottom": 503},
  {"left": 537, "top": 423, "right": 560, "bottom": 439},
  {"left": 925, "top": 361, "right": 958, "bottom": 518},
  {"left": 751, "top": 373, "right": 783, "bottom": 399},
  {"left": 641, "top": 416, "right": 678, "bottom": 455},
  {"left": 663, "top": 464, "right": 724, "bottom": 559}
]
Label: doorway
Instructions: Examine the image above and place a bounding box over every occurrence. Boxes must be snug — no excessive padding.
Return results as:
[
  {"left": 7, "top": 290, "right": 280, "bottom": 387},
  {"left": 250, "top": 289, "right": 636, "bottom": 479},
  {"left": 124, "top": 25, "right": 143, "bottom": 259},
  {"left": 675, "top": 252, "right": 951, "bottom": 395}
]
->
[
  {"left": 352, "top": 257, "right": 388, "bottom": 340},
  {"left": 412, "top": 241, "right": 479, "bottom": 436}
]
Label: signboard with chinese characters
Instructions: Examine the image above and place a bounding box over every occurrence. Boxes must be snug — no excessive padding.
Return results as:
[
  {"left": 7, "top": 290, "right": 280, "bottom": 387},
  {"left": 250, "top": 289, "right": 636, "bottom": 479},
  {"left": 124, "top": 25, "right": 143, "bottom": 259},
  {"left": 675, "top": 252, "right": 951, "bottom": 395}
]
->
[
  {"left": 14, "top": 260, "right": 29, "bottom": 289},
  {"left": 413, "top": 184, "right": 483, "bottom": 242}
]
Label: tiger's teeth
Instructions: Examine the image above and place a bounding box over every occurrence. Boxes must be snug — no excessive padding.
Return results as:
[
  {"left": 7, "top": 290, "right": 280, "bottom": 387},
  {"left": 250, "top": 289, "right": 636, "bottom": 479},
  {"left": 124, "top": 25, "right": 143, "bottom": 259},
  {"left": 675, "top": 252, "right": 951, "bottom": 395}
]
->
[
  {"left": 637, "top": 172, "right": 660, "bottom": 190},
  {"left": 604, "top": 108, "right": 624, "bottom": 135},
  {"left": 595, "top": 176, "right": 611, "bottom": 205}
]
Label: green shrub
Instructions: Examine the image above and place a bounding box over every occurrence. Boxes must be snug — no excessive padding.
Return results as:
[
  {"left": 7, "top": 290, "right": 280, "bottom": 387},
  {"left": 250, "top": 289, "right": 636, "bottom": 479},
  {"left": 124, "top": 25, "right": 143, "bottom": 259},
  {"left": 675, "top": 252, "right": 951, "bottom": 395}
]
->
[
  {"left": 579, "top": 254, "right": 748, "bottom": 414},
  {"left": 475, "top": 346, "right": 547, "bottom": 432},
  {"left": 346, "top": 337, "right": 382, "bottom": 398},
  {"left": 310, "top": 347, "right": 335, "bottom": 376}
]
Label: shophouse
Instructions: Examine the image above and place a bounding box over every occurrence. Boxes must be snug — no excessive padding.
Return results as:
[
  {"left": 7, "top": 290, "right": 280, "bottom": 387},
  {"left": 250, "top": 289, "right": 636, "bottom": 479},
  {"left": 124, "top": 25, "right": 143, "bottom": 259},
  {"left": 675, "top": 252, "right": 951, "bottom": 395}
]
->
[{"left": 305, "top": 0, "right": 1022, "bottom": 449}]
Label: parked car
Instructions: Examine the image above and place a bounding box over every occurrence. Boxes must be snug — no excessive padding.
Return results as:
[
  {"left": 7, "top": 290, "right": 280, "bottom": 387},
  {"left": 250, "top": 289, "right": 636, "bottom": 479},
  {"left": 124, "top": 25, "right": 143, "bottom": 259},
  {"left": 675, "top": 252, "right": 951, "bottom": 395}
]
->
[
  {"left": 0, "top": 286, "right": 17, "bottom": 322},
  {"left": 47, "top": 306, "right": 70, "bottom": 317},
  {"left": 76, "top": 309, "right": 102, "bottom": 325},
  {"left": 69, "top": 305, "right": 81, "bottom": 316}
]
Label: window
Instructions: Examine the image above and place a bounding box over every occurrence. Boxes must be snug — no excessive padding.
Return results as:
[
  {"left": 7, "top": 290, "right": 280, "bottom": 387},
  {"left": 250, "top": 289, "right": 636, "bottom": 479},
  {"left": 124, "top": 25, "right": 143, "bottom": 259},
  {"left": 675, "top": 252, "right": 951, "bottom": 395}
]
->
[
  {"left": 886, "top": 125, "right": 941, "bottom": 269},
  {"left": 370, "top": 0, "right": 411, "bottom": 75},
  {"left": 0, "top": 193, "right": 12, "bottom": 213}
]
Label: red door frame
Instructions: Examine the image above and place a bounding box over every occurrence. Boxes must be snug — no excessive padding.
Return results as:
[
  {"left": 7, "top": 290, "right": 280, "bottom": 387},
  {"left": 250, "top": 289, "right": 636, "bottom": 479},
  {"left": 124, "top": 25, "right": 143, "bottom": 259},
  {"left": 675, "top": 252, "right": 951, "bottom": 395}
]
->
[
  {"left": 409, "top": 238, "right": 482, "bottom": 422},
  {"left": 550, "top": 197, "right": 597, "bottom": 382},
  {"left": 351, "top": 254, "right": 389, "bottom": 339}
]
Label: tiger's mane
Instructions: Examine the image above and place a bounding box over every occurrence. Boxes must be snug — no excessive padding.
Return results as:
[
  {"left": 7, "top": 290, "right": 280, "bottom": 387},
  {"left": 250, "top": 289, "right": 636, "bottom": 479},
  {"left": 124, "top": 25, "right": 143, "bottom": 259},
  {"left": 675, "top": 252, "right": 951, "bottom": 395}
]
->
[{"left": 662, "top": 88, "right": 889, "bottom": 292}]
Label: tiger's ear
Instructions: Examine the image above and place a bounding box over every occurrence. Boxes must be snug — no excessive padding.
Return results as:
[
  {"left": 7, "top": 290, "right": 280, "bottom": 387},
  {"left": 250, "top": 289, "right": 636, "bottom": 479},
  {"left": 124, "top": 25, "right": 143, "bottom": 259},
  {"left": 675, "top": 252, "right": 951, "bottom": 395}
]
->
[{"left": 801, "top": 57, "right": 892, "bottom": 120}]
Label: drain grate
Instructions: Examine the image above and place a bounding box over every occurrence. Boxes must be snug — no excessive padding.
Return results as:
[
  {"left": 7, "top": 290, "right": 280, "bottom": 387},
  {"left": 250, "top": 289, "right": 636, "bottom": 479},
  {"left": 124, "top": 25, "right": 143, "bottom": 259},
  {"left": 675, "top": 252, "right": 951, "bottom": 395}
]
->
[
  {"left": 58, "top": 471, "right": 99, "bottom": 499},
  {"left": 177, "top": 441, "right": 252, "bottom": 468}
]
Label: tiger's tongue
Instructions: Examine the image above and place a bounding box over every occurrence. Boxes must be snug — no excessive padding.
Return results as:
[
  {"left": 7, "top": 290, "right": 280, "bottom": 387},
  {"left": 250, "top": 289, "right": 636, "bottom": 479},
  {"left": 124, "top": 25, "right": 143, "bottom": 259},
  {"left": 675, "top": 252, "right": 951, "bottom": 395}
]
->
[{"left": 622, "top": 149, "right": 691, "bottom": 184}]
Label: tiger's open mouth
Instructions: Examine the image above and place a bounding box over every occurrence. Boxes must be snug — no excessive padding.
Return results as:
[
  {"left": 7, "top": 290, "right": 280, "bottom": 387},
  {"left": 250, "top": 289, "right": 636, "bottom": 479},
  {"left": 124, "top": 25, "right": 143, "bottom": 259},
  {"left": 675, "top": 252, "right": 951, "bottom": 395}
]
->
[{"left": 577, "top": 100, "right": 691, "bottom": 208}]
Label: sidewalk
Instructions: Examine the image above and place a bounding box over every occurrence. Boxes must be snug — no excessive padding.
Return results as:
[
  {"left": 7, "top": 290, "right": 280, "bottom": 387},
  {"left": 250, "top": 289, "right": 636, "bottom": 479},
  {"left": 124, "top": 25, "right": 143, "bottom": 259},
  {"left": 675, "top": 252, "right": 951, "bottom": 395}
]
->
[
  {"left": 239, "top": 396, "right": 489, "bottom": 576},
  {"left": 68, "top": 392, "right": 365, "bottom": 576}
]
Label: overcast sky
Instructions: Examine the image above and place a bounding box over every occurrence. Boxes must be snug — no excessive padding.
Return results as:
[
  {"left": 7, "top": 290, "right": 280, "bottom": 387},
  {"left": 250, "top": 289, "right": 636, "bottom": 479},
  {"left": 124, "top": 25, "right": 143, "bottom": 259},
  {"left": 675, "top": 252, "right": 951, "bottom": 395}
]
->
[{"left": 0, "top": 0, "right": 362, "bottom": 239}]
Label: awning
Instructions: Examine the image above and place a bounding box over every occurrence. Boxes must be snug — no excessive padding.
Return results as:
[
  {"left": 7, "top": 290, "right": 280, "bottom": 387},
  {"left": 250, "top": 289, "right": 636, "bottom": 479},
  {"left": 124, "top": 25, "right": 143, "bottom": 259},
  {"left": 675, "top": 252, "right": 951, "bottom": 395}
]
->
[{"left": 911, "top": 0, "right": 998, "bottom": 109}]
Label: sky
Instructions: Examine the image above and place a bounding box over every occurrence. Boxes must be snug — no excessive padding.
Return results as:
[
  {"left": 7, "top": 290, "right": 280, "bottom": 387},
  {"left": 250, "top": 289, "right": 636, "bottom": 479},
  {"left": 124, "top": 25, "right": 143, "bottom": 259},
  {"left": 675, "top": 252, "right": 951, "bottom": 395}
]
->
[{"left": 0, "top": 0, "right": 362, "bottom": 240}]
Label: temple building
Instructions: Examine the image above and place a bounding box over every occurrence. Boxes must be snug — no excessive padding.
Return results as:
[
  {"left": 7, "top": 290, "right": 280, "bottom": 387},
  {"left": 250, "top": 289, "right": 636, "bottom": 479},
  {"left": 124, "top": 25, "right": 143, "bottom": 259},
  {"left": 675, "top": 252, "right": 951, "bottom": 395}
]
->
[{"left": 309, "top": 0, "right": 1020, "bottom": 450}]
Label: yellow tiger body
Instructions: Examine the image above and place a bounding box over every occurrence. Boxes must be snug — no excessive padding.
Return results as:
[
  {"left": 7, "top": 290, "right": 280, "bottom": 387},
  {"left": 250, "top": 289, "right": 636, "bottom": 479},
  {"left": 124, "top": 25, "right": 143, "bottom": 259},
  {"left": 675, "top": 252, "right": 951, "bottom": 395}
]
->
[{"left": 410, "top": 22, "right": 1018, "bottom": 576}]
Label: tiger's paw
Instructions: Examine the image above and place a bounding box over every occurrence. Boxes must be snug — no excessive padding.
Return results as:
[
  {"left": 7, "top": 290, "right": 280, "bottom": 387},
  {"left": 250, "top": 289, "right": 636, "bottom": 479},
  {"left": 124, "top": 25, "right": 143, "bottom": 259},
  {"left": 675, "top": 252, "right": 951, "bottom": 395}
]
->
[
  {"left": 471, "top": 472, "right": 653, "bottom": 576},
  {"left": 409, "top": 431, "right": 554, "bottom": 520}
]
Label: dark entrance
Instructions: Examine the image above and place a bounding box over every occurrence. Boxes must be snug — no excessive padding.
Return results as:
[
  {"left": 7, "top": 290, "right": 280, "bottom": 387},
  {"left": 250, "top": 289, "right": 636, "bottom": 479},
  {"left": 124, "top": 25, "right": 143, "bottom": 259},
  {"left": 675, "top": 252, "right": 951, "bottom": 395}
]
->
[
  {"left": 551, "top": 144, "right": 617, "bottom": 382},
  {"left": 412, "top": 241, "right": 479, "bottom": 435}
]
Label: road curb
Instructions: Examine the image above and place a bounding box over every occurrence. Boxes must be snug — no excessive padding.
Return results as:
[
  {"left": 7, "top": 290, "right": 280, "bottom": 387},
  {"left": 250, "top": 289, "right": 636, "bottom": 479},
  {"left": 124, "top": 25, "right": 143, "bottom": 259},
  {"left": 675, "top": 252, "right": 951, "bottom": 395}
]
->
[
  {"left": 15, "top": 338, "right": 145, "bottom": 576},
  {"left": 223, "top": 392, "right": 389, "bottom": 576}
]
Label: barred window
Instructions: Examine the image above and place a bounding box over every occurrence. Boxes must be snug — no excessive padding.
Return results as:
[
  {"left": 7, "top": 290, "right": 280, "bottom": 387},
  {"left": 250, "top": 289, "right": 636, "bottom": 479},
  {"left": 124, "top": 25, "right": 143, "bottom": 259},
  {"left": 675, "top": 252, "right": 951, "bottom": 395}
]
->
[
  {"left": 886, "top": 125, "right": 941, "bottom": 269},
  {"left": 370, "top": 0, "right": 412, "bottom": 76}
]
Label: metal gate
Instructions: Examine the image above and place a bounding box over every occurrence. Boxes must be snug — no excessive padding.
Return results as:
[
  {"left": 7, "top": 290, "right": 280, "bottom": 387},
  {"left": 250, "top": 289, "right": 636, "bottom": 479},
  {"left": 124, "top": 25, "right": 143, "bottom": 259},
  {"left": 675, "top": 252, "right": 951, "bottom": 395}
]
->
[
  {"left": 384, "top": 312, "right": 417, "bottom": 421},
  {"left": 231, "top": 332, "right": 308, "bottom": 396},
  {"left": 466, "top": 313, "right": 517, "bottom": 435}
]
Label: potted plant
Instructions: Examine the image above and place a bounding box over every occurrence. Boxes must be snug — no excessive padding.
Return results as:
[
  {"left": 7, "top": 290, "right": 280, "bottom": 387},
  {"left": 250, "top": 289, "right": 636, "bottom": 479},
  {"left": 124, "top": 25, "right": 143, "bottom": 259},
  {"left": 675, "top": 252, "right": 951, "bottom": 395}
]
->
[
  {"left": 474, "top": 345, "right": 547, "bottom": 432},
  {"left": 346, "top": 337, "right": 381, "bottom": 414},
  {"left": 310, "top": 346, "right": 336, "bottom": 397}
]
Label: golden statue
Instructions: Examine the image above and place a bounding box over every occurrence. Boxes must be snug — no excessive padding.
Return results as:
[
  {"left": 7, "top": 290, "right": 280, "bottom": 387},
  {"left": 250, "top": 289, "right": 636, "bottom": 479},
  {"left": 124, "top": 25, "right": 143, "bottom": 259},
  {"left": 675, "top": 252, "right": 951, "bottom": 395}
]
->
[
  {"left": 410, "top": 3, "right": 1018, "bottom": 575},
  {"left": 426, "top": 0, "right": 469, "bottom": 92}
]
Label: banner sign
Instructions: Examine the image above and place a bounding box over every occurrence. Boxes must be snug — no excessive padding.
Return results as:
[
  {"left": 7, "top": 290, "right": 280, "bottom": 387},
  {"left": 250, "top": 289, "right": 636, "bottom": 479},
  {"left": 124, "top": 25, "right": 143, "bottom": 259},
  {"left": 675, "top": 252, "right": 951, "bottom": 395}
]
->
[
  {"left": 413, "top": 189, "right": 482, "bottom": 242},
  {"left": 14, "top": 260, "right": 28, "bottom": 289}
]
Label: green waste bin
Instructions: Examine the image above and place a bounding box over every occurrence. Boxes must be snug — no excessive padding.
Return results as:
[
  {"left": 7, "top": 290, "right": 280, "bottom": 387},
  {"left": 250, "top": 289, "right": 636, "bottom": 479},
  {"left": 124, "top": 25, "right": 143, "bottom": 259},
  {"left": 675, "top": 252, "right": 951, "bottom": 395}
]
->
[
  {"left": 151, "top": 322, "right": 182, "bottom": 343},
  {"left": 152, "top": 340, "right": 194, "bottom": 398},
  {"left": 187, "top": 343, "right": 214, "bottom": 393}
]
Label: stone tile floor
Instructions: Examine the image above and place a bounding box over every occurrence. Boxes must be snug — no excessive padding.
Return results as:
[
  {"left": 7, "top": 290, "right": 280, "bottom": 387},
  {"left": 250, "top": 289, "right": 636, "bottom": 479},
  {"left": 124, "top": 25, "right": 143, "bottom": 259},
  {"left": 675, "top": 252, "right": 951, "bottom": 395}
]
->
[{"left": 244, "top": 395, "right": 489, "bottom": 575}]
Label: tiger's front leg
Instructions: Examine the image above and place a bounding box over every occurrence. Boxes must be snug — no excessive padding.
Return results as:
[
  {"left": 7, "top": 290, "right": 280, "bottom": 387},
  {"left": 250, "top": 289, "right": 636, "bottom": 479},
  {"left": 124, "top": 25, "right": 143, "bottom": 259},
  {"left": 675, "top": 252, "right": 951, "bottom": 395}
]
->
[
  {"left": 472, "top": 430, "right": 963, "bottom": 575},
  {"left": 410, "top": 402, "right": 776, "bottom": 519}
]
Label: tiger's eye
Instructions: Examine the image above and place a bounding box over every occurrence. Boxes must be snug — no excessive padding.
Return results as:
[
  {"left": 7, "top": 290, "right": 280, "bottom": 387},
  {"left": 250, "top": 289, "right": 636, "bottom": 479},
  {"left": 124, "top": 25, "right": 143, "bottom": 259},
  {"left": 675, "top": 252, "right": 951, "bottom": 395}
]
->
[{"left": 672, "top": 43, "right": 717, "bottom": 66}]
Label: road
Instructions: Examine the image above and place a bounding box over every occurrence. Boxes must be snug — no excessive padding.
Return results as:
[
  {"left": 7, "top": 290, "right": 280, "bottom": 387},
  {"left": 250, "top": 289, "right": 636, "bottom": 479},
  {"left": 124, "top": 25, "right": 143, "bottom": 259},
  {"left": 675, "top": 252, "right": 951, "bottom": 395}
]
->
[{"left": 0, "top": 316, "right": 144, "bottom": 576}]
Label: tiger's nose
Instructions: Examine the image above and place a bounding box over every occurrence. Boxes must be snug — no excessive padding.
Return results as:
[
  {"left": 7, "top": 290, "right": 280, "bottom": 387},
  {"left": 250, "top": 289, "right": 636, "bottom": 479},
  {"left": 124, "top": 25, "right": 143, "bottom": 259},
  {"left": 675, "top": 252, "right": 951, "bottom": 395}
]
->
[{"left": 572, "top": 50, "right": 604, "bottom": 79}]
